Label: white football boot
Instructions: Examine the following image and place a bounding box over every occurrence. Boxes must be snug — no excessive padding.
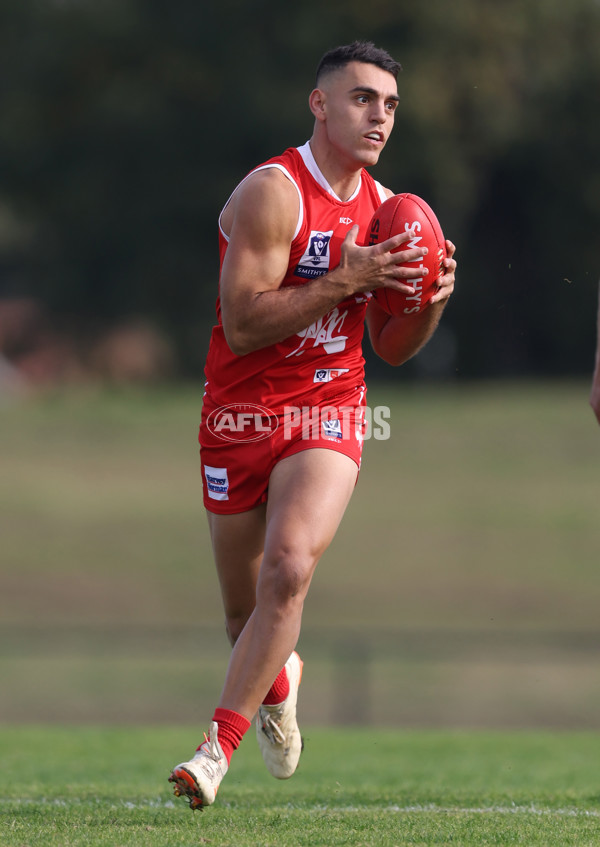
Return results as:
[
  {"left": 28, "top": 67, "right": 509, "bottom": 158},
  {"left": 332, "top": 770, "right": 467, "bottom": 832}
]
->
[
  {"left": 168, "top": 721, "right": 228, "bottom": 810},
  {"left": 256, "top": 651, "right": 304, "bottom": 779}
]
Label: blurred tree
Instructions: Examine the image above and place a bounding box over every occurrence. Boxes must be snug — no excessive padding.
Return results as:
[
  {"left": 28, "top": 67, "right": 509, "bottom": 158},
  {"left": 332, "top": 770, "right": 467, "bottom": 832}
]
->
[{"left": 0, "top": 0, "right": 598, "bottom": 377}]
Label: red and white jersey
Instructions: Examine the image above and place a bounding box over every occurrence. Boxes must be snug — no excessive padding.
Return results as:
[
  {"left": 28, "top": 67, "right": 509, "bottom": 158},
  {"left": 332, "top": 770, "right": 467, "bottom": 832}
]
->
[{"left": 203, "top": 142, "right": 388, "bottom": 413}]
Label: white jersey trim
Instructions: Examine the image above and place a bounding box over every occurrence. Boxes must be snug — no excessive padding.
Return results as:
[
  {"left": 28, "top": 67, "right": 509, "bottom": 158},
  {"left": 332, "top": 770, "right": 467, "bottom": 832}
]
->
[
  {"left": 296, "top": 141, "right": 364, "bottom": 203},
  {"left": 375, "top": 180, "right": 388, "bottom": 204},
  {"left": 218, "top": 164, "right": 304, "bottom": 243}
]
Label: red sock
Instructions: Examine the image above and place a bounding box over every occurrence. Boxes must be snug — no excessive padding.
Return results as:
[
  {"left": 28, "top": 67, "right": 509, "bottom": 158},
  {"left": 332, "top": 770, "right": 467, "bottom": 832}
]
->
[
  {"left": 198, "top": 708, "right": 251, "bottom": 765},
  {"left": 262, "top": 665, "right": 290, "bottom": 706}
]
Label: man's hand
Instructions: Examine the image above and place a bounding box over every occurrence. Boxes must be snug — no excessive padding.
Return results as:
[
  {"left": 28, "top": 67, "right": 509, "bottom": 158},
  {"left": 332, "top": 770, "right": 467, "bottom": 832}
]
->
[
  {"left": 430, "top": 240, "right": 456, "bottom": 305},
  {"left": 334, "top": 224, "right": 430, "bottom": 297},
  {"left": 366, "top": 238, "right": 457, "bottom": 367}
]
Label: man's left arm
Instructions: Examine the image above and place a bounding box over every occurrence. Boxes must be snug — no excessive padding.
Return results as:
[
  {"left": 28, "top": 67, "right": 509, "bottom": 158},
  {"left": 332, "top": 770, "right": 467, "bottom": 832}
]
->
[{"left": 366, "top": 240, "right": 456, "bottom": 366}]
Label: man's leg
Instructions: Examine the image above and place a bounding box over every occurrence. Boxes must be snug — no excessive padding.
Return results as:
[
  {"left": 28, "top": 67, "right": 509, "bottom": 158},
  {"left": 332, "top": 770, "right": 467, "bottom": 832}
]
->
[
  {"left": 206, "top": 504, "right": 266, "bottom": 645},
  {"left": 169, "top": 506, "right": 267, "bottom": 808},
  {"left": 170, "top": 448, "right": 358, "bottom": 806},
  {"left": 217, "top": 447, "right": 358, "bottom": 718}
]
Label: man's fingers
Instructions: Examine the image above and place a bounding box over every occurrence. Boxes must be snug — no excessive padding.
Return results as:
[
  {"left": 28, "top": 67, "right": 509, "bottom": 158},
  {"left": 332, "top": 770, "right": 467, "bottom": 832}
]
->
[
  {"left": 389, "top": 247, "right": 428, "bottom": 268},
  {"left": 445, "top": 239, "right": 456, "bottom": 258},
  {"left": 342, "top": 224, "right": 360, "bottom": 246},
  {"left": 376, "top": 228, "right": 417, "bottom": 253}
]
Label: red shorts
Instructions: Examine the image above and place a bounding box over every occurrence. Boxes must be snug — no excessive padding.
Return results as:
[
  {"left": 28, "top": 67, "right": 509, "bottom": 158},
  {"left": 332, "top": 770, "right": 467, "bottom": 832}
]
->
[{"left": 199, "top": 386, "right": 366, "bottom": 514}]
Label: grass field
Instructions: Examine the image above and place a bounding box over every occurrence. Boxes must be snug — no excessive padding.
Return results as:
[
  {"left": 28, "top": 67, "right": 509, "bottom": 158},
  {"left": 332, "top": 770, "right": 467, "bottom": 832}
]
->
[
  {"left": 1, "top": 380, "right": 599, "bottom": 728},
  {"left": 1, "top": 381, "right": 599, "bottom": 844},
  {"left": 2, "top": 726, "right": 600, "bottom": 846}
]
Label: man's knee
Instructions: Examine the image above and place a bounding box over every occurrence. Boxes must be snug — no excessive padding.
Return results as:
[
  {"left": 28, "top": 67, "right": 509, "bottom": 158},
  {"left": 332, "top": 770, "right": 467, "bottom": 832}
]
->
[{"left": 259, "top": 550, "right": 316, "bottom": 609}]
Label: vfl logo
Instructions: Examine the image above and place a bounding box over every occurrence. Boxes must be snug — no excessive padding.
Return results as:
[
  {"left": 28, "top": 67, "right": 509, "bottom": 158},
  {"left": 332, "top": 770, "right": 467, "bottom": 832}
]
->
[
  {"left": 295, "top": 229, "right": 333, "bottom": 279},
  {"left": 314, "top": 368, "right": 349, "bottom": 383},
  {"left": 308, "top": 232, "right": 331, "bottom": 262},
  {"left": 322, "top": 418, "right": 343, "bottom": 440},
  {"left": 206, "top": 403, "right": 278, "bottom": 442}
]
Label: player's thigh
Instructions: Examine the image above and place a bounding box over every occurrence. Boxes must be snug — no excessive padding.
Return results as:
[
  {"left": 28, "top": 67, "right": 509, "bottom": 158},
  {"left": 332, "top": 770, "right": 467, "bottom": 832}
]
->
[
  {"left": 264, "top": 447, "right": 358, "bottom": 567},
  {"left": 207, "top": 504, "right": 266, "bottom": 631}
]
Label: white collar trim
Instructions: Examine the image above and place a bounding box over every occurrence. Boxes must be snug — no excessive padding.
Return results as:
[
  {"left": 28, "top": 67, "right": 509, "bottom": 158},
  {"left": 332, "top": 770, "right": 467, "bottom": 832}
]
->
[{"left": 297, "top": 141, "right": 362, "bottom": 203}]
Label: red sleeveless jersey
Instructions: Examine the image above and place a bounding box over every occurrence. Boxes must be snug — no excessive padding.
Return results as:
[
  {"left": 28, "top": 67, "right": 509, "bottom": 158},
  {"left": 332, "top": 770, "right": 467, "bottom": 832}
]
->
[{"left": 203, "top": 143, "right": 388, "bottom": 414}]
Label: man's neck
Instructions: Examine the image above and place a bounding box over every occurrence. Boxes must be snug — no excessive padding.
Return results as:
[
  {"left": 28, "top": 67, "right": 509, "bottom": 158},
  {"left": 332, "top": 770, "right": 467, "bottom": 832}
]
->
[{"left": 307, "top": 137, "right": 362, "bottom": 202}]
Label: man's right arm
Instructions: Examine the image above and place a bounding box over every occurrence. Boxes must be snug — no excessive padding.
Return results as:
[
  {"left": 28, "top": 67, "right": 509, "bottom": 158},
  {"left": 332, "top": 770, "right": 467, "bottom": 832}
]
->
[{"left": 219, "top": 169, "right": 428, "bottom": 356}]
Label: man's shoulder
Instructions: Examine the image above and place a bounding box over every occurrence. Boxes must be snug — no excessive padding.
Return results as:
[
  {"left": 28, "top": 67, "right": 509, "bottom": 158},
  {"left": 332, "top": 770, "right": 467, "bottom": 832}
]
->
[
  {"left": 236, "top": 161, "right": 300, "bottom": 206},
  {"left": 230, "top": 149, "right": 304, "bottom": 215},
  {"left": 221, "top": 153, "right": 302, "bottom": 240},
  {"left": 250, "top": 146, "right": 301, "bottom": 175}
]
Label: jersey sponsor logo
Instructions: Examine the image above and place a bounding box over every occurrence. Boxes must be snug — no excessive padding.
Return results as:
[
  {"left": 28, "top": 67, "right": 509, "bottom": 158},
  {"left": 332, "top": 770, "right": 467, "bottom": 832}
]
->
[
  {"left": 295, "top": 230, "right": 333, "bottom": 279},
  {"left": 286, "top": 305, "right": 349, "bottom": 357},
  {"left": 204, "top": 465, "right": 229, "bottom": 500},
  {"left": 206, "top": 403, "right": 278, "bottom": 442},
  {"left": 339, "top": 217, "right": 353, "bottom": 225},
  {"left": 313, "top": 368, "right": 349, "bottom": 383}
]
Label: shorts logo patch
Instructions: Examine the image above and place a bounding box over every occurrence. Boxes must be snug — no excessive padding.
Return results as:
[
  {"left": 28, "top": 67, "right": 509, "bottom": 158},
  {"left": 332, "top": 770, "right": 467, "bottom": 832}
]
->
[
  {"left": 204, "top": 465, "right": 229, "bottom": 500},
  {"left": 295, "top": 230, "right": 333, "bottom": 279},
  {"left": 322, "top": 418, "right": 343, "bottom": 440},
  {"left": 313, "top": 368, "right": 349, "bottom": 383}
]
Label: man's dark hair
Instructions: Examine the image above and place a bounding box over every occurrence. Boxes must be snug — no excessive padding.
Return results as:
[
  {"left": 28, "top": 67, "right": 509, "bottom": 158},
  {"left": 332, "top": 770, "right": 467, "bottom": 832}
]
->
[{"left": 315, "top": 41, "right": 402, "bottom": 84}]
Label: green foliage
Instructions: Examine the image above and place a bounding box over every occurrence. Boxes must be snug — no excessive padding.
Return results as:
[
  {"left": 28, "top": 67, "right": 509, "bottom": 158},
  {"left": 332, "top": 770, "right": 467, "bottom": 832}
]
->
[
  {"left": 2, "top": 726, "right": 600, "bottom": 846},
  {"left": 0, "top": 0, "right": 598, "bottom": 375}
]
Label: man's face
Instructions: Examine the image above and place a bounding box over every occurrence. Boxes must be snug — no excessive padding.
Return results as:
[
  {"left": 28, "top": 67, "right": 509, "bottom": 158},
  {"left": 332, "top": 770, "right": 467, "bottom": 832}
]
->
[{"left": 315, "top": 61, "right": 399, "bottom": 169}]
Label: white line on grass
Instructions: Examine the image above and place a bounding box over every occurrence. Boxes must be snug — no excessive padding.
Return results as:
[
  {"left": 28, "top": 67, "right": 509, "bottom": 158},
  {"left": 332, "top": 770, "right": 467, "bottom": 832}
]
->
[{"left": 2, "top": 798, "right": 600, "bottom": 817}]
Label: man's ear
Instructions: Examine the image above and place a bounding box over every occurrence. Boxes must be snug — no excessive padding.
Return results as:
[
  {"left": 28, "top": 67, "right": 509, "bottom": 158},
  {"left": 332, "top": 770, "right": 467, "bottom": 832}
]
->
[{"left": 308, "top": 88, "right": 327, "bottom": 121}]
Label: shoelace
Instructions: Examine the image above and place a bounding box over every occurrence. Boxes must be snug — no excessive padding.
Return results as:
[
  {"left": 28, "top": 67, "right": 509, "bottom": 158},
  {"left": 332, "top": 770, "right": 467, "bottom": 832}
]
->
[
  {"left": 195, "top": 729, "right": 226, "bottom": 778},
  {"left": 259, "top": 707, "right": 286, "bottom": 744},
  {"left": 202, "top": 730, "right": 222, "bottom": 760}
]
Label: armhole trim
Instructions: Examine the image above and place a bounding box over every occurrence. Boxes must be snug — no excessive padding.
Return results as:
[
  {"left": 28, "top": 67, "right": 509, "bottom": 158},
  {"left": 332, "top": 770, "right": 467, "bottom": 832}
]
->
[
  {"left": 218, "top": 164, "right": 304, "bottom": 243},
  {"left": 375, "top": 180, "right": 388, "bottom": 205}
]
